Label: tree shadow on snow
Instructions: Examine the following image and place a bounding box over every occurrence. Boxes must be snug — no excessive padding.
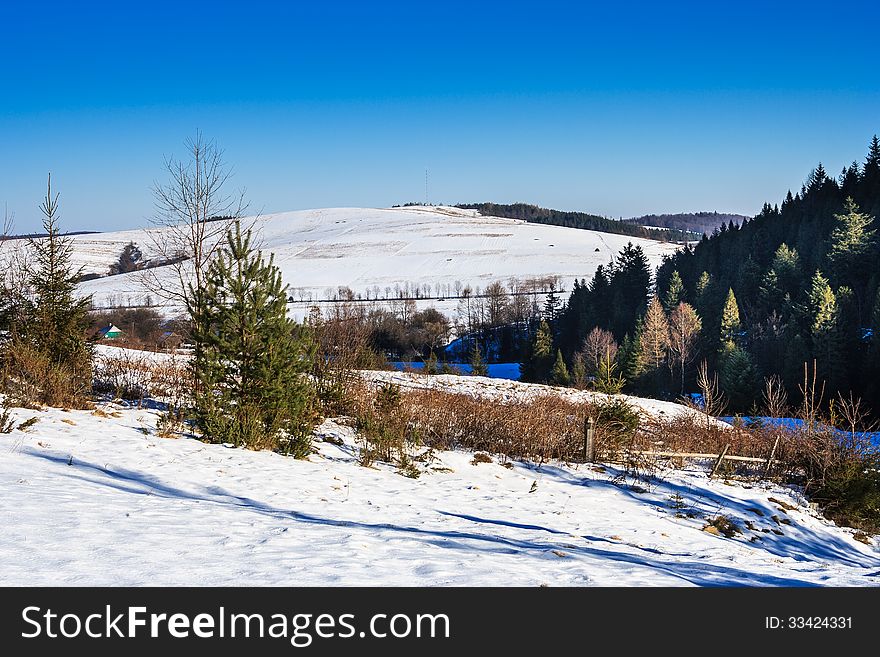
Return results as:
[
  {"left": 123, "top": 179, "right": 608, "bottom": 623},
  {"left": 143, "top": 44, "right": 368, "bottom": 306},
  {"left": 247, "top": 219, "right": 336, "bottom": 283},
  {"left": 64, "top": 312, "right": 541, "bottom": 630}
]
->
[{"left": 25, "top": 450, "right": 878, "bottom": 586}]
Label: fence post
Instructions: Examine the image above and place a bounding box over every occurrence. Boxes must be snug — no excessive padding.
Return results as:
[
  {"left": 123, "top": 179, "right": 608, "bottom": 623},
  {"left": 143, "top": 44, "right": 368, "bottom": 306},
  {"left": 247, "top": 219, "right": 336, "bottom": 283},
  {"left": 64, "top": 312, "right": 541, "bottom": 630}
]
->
[
  {"left": 709, "top": 443, "right": 730, "bottom": 478},
  {"left": 584, "top": 416, "right": 595, "bottom": 463},
  {"left": 763, "top": 436, "right": 780, "bottom": 480}
]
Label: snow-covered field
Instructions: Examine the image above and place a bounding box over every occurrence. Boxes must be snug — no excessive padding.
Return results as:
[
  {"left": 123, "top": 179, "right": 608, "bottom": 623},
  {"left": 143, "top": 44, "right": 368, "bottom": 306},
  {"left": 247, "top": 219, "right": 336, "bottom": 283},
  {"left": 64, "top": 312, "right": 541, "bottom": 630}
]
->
[
  {"left": 2, "top": 396, "right": 877, "bottom": 586},
  {"left": 46, "top": 206, "right": 678, "bottom": 315}
]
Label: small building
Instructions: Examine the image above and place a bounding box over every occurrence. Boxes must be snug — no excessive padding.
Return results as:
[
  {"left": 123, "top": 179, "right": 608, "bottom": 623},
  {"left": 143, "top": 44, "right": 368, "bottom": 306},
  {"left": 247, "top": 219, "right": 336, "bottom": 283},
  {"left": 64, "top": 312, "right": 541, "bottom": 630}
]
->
[
  {"left": 157, "top": 331, "right": 183, "bottom": 351},
  {"left": 97, "top": 324, "right": 124, "bottom": 340}
]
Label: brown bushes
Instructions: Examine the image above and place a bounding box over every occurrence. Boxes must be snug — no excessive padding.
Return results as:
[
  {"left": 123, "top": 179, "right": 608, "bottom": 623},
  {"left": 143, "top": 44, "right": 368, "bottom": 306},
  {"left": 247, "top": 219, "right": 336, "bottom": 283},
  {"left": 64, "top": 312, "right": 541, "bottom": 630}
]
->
[
  {"left": 1, "top": 338, "right": 93, "bottom": 409},
  {"left": 93, "top": 349, "right": 191, "bottom": 405},
  {"left": 340, "top": 378, "right": 601, "bottom": 464}
]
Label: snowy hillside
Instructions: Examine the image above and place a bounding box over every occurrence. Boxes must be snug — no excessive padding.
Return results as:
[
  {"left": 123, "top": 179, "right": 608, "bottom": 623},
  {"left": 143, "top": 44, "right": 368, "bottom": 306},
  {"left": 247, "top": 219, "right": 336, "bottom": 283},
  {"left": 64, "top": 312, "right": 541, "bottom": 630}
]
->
[
  {"left": 51, "top": 206, "right": 678, "bottom": 313},
  {"left": 1, "top": 398, "right": 877, "bottom": 586}
]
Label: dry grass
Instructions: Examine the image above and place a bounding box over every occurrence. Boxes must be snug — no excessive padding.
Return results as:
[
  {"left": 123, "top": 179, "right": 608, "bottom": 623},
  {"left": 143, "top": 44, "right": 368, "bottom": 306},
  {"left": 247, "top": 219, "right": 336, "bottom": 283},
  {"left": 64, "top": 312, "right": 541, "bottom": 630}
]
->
[
  {"left": 339, "top": 378, "right": 630, "bottom": 465},
  {"left": 1, "top": 339, "right": 93, "bottom": 409}
]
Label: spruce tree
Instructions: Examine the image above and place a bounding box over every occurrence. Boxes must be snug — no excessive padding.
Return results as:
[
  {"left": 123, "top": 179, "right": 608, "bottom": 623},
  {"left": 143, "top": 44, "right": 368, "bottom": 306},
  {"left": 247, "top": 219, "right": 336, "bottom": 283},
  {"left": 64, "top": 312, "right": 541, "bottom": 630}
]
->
[
  {"left": 663, "top": 270, "right": 685, "bottom": 312},
  {"left": 610, "top": 243, "right": 651, "bottom": 339},
  {"left": 694, "top": 271, "right": 713, "bottom": 321},
  {"left": 521, "top": 320, "right": 553, "bottom": 382},
  {"left": 827, "top": 197, "right": 876, "bottom": 292},
  {"left": 807, "top": 270, "right": 842, "bottom": 390},
  {"left": 469, "top": 340, "right": 488, "bottom": 376},
  {"left": 570, "top": 356, "right": 587, "bottom": 389},
  {"left": 617, "top": 326, "right": 643, "bottom": 382},
  {"left": 8, "top": 175, "right": 93, "bottom": 406},
  {"left": 190, "top": 221, "right": 316, "bottom": 454},
  {"left": 551, "top": 349, "right": 570, "bottom": 386},
  {"left": 594, "top": 352, "right": 625, "bottom": 394},
  {"left": 719, "top": 288, "right": 741, "bottom": 347},
  {"left": 718, "top": 344, "right": 758, "bottom": 410}
]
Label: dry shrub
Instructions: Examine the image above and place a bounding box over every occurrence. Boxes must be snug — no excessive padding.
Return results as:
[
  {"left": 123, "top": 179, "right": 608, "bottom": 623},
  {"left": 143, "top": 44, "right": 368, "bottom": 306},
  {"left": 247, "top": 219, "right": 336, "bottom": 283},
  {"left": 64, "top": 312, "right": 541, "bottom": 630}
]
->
[
  {"left": 1, "top": 339, "right": 92, "bottom": 409},
  {"left": 93, "top": 349, "right": 153, "bottom": 401},
  {"left": 308, "top": 304, "right": 387, "bottom": 416},
  {"left": 93, "top": 349, "right": 192, "bottom": 433},
  {"left": 342, "top": 378, "right": 596, "bottom": 464}
]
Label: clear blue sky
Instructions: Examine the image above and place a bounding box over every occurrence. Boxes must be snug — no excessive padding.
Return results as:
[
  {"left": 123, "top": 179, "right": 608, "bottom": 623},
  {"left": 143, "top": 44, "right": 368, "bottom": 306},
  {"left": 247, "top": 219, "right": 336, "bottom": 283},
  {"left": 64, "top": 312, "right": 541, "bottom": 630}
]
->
[{"left": 2, "top": 0, "right": 879, "bottom": 232}]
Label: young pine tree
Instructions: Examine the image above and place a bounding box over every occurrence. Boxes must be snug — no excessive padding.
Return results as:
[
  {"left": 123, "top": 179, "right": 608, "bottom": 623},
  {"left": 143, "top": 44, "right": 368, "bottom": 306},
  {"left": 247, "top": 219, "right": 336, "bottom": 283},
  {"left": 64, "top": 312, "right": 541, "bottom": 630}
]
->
[
  {"left": 663, "top": 270, "right": 685, "bottom": 312},
  {"left": 594, "top": 351, "right": 626, "bottom": 394},
  {"left": 520, "top": 320, "right": 553, "bottom": 382},
  {"left": 469, "top": 340, "right": 489, "bottom": 376},
  {"left": 808, "top": 270, "right": 842, "bottom": 390},
  {"left": 190, "top": 221, "right": 316, "bottom": 455},
  {"left": 827, "top": 197, "right": 876, "bottom": 293},
  {"left": 5, "top": 175, "right": 93, "bottom": 407},
  {"left": 551, "top": 349, "right": 570, "bottom": 386},
  {"left": 719, "top": 288, "right": 742, "bottom": 348},
  {"left": 570, "top": 355, "right": 588, "bottom": 389}
]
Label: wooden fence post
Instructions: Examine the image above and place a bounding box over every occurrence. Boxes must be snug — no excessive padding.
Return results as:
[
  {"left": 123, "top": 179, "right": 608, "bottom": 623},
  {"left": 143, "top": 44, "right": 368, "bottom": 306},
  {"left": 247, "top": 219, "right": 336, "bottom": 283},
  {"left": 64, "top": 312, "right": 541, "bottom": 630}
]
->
[
  {"left": 584, "top": 417, "right": 595, "bottom": 463},
  {"left": 709, "top": 443, "right": 730, "bottom": 478},
  {"left": 763, "top": 436, "right": 780, "bottom": 480}
]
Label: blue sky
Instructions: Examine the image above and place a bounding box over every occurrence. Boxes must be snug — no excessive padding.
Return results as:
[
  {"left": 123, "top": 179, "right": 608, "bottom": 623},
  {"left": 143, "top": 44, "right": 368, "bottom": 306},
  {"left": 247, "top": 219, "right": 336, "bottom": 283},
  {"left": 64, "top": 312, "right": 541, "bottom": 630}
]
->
[{"left": 1, "top": 0, "right": 879, "bottom": 232}]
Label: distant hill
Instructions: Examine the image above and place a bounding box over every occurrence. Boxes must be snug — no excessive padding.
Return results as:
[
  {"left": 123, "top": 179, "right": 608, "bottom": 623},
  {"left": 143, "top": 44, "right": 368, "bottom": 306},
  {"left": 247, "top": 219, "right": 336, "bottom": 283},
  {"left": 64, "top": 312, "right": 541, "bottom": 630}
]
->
[
  {"left": 0, "top": 230, "right": 99, "bottom": 241},
  {"left": 622, "top": 211, "right": 750, "bottom": 236}
]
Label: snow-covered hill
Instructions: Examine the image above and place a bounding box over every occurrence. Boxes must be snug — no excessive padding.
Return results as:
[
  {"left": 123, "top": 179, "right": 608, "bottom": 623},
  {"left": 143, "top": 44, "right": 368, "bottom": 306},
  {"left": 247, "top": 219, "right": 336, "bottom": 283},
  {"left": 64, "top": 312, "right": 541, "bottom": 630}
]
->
[
  {"left": 2, "top": 398, "right": 877, "bottom": 586},
  {"left": 55, "top": 206, "right": 678, "bottom": 313}
]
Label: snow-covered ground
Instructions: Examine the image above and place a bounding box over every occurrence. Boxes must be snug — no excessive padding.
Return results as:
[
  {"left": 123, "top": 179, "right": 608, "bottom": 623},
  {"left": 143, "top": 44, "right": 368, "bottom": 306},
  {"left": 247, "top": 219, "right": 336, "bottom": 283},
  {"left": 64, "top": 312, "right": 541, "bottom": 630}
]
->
[
  {"left": 20, "top": 206, "right": 678, "bottom": 315},
  {"left": 2, "top": 399, "right": 877, "bottom": 586}
]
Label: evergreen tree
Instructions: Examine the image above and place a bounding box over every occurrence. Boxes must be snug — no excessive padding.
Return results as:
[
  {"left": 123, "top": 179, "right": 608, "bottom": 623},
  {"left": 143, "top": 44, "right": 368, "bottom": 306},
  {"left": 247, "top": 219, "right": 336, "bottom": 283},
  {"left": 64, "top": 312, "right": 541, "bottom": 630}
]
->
[
  {"left": 29, "top": 176, "right": 93, "bottom": 367},
  {"left": 663, "top": 270, "right": 685, "bottom": 312},
  {"left": 521, "top": 320, "right": 553, "bottom": 382},
  {"left": 570, "top": 355, "right": 587, "bottom": 389},
  {"left": 807, "top": 270, "right": 842, "bottom": 389},
  {"left": 617, "top": 328, "right": 642, "bottom": 382},
  {"left": 694, "top": 271, "right": 713, "bottom": 321},
  {"left": 109, "top": 241, "right": 145, "bottom": 275},
  {"left": 6, "top": 175, "right": 93, "bottom": 406},
  {"left": 551, "top": 349, "right": 570, "bottom": 386},
  {"left": 594, "top": 352, "right": 625, "bottom": 394},
  {"left": 609, "top": 243, "right": 651, "bottom": 339},
  {"left": 190, "top": 221, "right": 316, "bottom": 454},
  {"left": 469, "top": 340, "right": 489, "bottom": 376},
  {"left": 718, "top": 344, "right": 758, "bottom": 410},
  {"left": 719, "top": 288, "right": 741, "bottom": 347},
  {"left": 543, "top": 288, "right": 561, "bottom": 322},
  {"left": 808, "top": 270, "right": 837, "bottom": 337},
  {"left": 864, "top": 135, "right": 880, "bottom": 188},
  {"left": 770, "top": 243, "right": 801, "bottom": 295},
  {"left": 827, "top": 197, "right": 876, "bottom": 293}
]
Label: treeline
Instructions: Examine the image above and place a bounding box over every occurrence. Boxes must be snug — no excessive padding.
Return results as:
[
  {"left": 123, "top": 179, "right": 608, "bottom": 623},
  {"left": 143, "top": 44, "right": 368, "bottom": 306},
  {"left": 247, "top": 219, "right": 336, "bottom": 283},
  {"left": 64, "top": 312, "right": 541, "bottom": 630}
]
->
[
  {"left": 518, "top": 136, "right": 880, "bottom": 416},
  {"left": 455, "top": 202, "right": 692, "bottom": 242},
  {"left": 622, "top": 211, "right": 747, "bottom": 237},
  {"left": 654, "top": 136, "right": 880, "bottom": 413}
]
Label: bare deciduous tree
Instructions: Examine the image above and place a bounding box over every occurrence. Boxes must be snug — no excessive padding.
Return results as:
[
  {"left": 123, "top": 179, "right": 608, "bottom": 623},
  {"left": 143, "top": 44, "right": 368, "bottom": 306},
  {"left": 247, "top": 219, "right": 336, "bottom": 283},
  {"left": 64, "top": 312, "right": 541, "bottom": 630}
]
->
[
  {"left": 667, "top": 302, "right": 702, "bottom": 394},
  {"left": 484, "top": 280, "right": 509, "bottom": 327},
  {"left": 761, "top": 374, "right": 788, "bottom": 418},
  {"left": 140, "top": 132, "right": 248, "bottom": 314},
  {"left": 694, "top": 360, "right": 726, "bottom": 432},
  {"left": 579, "top": 326, "right": 617, "bottom": 375}
]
